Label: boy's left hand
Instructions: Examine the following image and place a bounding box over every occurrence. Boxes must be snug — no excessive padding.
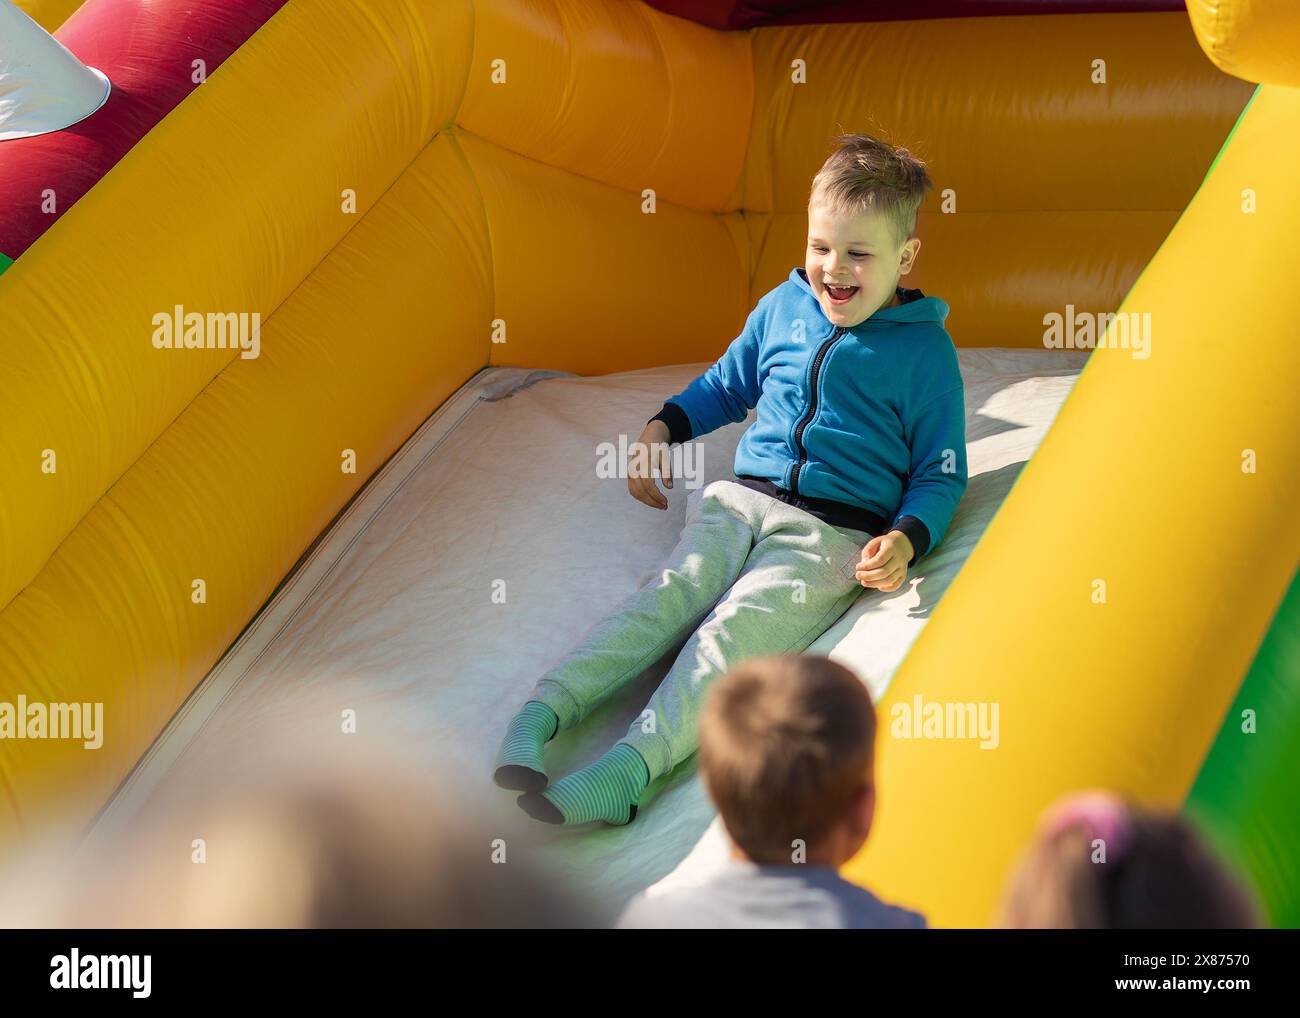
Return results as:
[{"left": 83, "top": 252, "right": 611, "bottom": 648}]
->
[{"left": 854, "top": 530, "right": 914, "bottom": 592}]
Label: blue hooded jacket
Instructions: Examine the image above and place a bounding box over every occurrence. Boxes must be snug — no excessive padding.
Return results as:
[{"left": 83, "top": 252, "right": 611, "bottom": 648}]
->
[{"left": 650, "top": 267, "right": 968, "bottom": 562}]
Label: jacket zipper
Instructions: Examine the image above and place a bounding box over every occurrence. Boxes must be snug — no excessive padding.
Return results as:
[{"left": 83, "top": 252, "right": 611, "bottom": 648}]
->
[{"left": 789, "top": 325, "right": 847, "bottom": 495}]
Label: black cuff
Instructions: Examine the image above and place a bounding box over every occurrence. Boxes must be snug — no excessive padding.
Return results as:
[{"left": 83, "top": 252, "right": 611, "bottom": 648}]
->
[
  {"left": 647, "top": 401, "right": 693, "bottom": 445},
  {"left": 891, "top": 515, "right": 930, "bottom": 565}
]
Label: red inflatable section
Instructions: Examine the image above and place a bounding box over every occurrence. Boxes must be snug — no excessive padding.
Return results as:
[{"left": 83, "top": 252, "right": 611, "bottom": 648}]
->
[
  {"left": 643, "top": 0, "right": 1184, "bottom": 30},
  {"left": 0, "top": 0, "right": 286, "bottom": 263}
]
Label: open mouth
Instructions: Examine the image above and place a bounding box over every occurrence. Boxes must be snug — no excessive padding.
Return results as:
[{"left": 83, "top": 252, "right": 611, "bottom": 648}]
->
[{"left": 825, "top": 283, "right": 859, "bottom": 305}]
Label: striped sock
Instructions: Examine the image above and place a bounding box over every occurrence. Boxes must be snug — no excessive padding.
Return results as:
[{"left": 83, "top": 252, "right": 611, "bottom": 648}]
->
[
  {"left": 493, "top": 701, "right": 559, "bottom": 793},
  {"left": 517, "top": 742, "right": 651, "bottom": 826}
]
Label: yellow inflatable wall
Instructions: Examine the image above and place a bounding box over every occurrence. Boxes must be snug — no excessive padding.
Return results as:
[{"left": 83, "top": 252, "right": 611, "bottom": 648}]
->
[
  {"left": 1, "top": 0, "right": 1290, "bottom": 930},
  {"left": 14, "top": 0, "right": 81, "bottom": 31}
]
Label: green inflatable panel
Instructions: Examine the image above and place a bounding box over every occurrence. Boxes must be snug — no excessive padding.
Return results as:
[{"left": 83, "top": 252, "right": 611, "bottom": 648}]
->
[{"left": 1186, "top": 568, "right": 1300, "bottom": 928}]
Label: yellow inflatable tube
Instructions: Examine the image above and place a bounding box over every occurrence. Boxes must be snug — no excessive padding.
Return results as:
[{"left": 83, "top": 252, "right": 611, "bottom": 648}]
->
[{"left": 13, "top": 0, "right": 81, "bottom": 31}]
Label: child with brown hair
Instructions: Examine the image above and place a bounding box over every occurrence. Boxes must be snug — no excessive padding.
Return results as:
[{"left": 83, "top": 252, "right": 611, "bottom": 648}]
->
[{"left": 617, "top": 653, "right": 926, "bottom": 929}]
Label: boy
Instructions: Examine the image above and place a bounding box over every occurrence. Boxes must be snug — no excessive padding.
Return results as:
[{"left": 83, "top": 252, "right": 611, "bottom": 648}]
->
[
  {"left": 617, "top": 654, "right": 926, "bottom": 929},
  {"left": 494, "top": 133, "right": 967, "bottom": 827}
]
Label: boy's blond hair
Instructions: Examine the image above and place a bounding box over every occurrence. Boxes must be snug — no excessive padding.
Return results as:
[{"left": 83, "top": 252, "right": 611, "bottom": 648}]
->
[
  {"left": 698, "top": 654, "right": 875, "bottom": 864},
  {"left": 809, "top": 133, "right": 933, "bottom": 246}
]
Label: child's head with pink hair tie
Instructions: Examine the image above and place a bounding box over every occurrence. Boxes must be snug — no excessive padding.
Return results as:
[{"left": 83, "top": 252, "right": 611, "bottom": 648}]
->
[{"left": 997, "top": 791, "right": 1260, "bottom": 929}]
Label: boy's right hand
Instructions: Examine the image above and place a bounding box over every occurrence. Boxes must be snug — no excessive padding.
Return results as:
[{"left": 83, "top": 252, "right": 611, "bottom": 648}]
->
[{"left": 628, "top": 420, "right": 673, "bottom": 511}]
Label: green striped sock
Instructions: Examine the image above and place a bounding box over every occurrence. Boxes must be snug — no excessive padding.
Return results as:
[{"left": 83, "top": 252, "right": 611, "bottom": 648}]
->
[
  {"left": 517, "top": 742, "right": 651, "bottom": 826},
  {"left": 493, "top": 701, "right": 559, "bottom": 793}
]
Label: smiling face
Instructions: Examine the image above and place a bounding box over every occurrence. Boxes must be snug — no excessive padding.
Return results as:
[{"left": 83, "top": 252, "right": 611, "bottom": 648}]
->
[{"left": 806, "top": 200, "right": 921, "bottom": 328}]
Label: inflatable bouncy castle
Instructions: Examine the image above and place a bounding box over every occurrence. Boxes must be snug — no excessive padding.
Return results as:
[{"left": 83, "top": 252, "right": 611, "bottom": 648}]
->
[{"left": 0, "top": 0, "right": 1296, "bottom": 928}]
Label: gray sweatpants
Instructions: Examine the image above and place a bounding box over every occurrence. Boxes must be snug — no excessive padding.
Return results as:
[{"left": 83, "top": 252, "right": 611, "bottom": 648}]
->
[{"left": 527, "top": 479, "right": 874, "bottom": 781}]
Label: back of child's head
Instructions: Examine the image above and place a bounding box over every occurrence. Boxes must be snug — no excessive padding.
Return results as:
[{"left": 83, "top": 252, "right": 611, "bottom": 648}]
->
[
  {"left": 999, "top": 791, "right": 1260, "bottom": 928},
  {"left": 810, "top": 133, "right": 933, "bottom": 246},
  {"left": 697, "top": 653, "right": 875, "bottom": 865}
]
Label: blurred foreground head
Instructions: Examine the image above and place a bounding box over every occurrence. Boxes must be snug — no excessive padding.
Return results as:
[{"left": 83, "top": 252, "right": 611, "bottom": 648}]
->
[
  {"left": 0, "top": 737, "right": 591, "bottom": 928},
  {"left": 998, "top": 790, "right": 1260, "bottom": 929}
]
